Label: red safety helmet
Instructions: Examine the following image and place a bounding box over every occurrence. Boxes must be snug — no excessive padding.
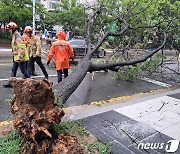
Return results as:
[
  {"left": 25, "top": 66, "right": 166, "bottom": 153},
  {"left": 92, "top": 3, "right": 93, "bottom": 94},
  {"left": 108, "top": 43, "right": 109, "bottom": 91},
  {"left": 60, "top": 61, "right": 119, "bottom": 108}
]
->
[
  {"left": 58, "top": 31, "right": 66, "bottom": 40},
  {"left": 6, "top": 22, "right": 18, "bottom": 30},
  {"left": 24, "top": 26, "right": 33, "bottom": 33}
]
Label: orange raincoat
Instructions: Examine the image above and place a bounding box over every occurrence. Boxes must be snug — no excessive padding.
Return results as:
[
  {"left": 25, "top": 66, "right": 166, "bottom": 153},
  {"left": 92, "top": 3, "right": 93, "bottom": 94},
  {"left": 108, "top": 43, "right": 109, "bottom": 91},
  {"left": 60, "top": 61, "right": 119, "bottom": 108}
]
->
[{"left": 47, "top": 32, "right": 74, "bottom": 70}]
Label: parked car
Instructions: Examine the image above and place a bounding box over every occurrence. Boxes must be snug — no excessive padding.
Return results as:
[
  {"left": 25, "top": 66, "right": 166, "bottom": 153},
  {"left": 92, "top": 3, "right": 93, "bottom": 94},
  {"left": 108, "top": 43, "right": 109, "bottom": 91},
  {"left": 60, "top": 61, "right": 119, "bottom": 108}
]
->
[
  {"left": 69, "top": 39, "right": 106, "bottom": 58},
  {"left": 45, "top": 31, "right": 57, "bottom": 44},
  {"left": 35, "top": 30, "right": 42, "bottom": 38}
]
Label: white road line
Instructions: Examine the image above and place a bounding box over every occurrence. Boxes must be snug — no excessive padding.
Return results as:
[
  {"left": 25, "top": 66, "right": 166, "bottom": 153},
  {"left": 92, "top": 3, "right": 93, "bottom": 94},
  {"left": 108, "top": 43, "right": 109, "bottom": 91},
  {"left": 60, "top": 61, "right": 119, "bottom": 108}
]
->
[
  {"left": 139, "top": 76, "right": 172, "bottom": 87},
  {"left": 30, "top": 74, "right": 57, "bottom": 78},
  {"left": 0, "top": 74, "right": 57, "bottom": 82},
  {"left": 0, "top": 73, "right": 171, "bottom": 88},
  {"left": 0, "top": 63, "right": 12, "bottom": 66},
  {"left": 0, "top": 49, "right": 12, "bottom": 52}
]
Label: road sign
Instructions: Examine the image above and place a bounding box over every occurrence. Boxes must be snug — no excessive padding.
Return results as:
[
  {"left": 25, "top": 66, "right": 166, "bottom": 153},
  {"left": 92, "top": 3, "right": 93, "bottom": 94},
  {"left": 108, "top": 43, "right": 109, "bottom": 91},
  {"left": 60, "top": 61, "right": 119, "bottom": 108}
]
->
[
  {"left": 109, "top": 21, "right": 117, "bottom": 41},
  {"left": 35, "top": 14, "right": 40, "bottom": 21}
]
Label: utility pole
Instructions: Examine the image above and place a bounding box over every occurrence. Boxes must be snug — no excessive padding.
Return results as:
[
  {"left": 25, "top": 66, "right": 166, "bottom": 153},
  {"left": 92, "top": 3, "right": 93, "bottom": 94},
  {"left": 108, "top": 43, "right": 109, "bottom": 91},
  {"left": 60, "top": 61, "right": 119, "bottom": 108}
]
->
[{"left": 33, "top": 0, "right": 35, "bottom": 33}]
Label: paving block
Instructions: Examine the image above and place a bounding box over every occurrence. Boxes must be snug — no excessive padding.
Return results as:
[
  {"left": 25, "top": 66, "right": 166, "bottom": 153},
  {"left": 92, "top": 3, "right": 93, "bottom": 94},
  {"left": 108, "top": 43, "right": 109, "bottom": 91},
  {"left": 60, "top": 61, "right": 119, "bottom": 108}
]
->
[
  {"left": 109, "top": 140, "right": 135, "bottom": 154},
  {"left": 87, "top": 128, "right": 114, "bottom": 144},
  {"left": 96, "top": 110, "right": 131, "bottom": 125},
  {"left": 161, "top": 122, "right": 180, "bottom": 141},
  {"left": 102, "top": 124, "right": 136, "bottom": 147},
  {"left": 81, "top": 115, "right": 111, "bottom": 130},
  {"left": 152, "top": 109, "right": 180, "bottom": 124},
  {"left": 134, "top": 114, "right": 175, "bottom": 131},
  {"left": 115, "top": 105, "right": 150, "bottom": 119},
  {"left": 168, "top": 93, "right": 180, "bottom": 100},
  {"left": 116, "top": 121, "right": 157, "bottom": 141}
]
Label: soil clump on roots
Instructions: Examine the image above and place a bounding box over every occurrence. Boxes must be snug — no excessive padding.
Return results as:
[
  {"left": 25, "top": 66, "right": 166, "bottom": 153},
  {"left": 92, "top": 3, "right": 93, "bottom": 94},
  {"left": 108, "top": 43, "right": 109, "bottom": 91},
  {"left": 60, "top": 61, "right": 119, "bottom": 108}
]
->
[{"left": 9, "top": 78, "right": 84, "bottom": 154}]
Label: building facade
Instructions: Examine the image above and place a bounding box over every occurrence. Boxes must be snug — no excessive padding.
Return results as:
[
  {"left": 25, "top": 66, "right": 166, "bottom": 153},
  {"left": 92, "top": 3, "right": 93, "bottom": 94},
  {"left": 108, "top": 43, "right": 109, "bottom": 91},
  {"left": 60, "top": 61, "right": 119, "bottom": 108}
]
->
[{"left": 36, "top": 0, "right": 97, "bottom": 11}]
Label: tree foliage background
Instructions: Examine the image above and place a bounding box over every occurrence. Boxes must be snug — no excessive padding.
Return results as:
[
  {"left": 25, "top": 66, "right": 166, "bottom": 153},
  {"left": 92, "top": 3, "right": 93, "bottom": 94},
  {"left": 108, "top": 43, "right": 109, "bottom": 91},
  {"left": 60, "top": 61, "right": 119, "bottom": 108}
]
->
[
  {"left": 91, "top": 0, "right": 179, "bottom": 49},
  {"left": 0, "top": 0, "right": 179, "bottom": 49},
  {"left": 0, "top": 0, "right": 46, "bottom": 28}
]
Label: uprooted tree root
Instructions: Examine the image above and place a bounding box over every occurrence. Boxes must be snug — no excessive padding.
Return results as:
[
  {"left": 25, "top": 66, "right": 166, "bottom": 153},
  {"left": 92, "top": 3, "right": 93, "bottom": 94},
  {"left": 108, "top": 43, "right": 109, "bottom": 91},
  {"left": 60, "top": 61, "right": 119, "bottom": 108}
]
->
[{"left": 9, "top": 78, "right": 84, "bottom": 154}]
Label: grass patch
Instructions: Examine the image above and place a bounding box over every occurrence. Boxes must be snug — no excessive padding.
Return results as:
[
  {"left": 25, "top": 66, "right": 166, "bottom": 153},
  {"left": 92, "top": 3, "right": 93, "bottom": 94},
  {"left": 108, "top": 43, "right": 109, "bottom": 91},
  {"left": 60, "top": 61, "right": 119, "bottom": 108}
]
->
[
  {"left": 4, "top": 95, "right": 14, "bottom": 103},
  {"left": 0, "top": 130, "right": 23, "bottom": 154},
  {"left": 5, "top": 98, "right": 12, "bottom": 103},
  {"left": 53, "top": 120, "right": 111, "bottom": 153},
  {"left": 83, "top": 141, "right": 112, "bottom": 154},
  {"left": 0, "top": 39, "right": 10, "bottom": 43},
  {"left": 53, "top": 120, "right": 89, "bottom": 136}
]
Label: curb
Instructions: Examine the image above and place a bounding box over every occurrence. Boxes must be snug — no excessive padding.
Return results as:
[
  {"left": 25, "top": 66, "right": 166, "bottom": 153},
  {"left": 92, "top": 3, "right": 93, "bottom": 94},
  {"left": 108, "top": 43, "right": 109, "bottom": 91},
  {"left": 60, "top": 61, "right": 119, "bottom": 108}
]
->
[{"left": 62, "top": 85, "right": 180, "bottom": 121}]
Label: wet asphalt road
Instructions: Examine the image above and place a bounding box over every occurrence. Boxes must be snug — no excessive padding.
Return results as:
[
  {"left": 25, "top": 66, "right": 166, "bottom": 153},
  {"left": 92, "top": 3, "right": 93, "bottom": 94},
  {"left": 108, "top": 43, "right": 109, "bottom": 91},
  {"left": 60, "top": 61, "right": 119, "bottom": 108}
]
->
[
  {"left": 66, "top": 72, "right": 161, "bottom": 106},
  {"left": 0, "top": 48, "right": 177, "bottom": 122}
]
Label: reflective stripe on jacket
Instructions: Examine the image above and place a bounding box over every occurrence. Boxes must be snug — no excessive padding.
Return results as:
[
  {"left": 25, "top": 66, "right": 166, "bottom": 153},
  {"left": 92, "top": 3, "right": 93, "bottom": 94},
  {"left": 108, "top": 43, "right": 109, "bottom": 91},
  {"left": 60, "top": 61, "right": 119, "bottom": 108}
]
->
[
  {"left": 21, "top": 35, "right": 29, "bottom": 47},
  {"left": 48, "top": 40, "right": 74, "bottom": 70},
  {"left": 26, "top": 34, "right": 42, "bottom": 57},
  {"left": 12, "top": 31, "right": 29, "bottom": 62}
]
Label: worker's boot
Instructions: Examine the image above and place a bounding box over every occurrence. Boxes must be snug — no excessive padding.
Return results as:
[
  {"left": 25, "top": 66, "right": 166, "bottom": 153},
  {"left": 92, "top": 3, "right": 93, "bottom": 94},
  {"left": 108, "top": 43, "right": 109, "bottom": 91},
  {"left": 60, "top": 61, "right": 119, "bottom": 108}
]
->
[
  {"left": 44, "top": 76, "right": 48, "bottom": 80},
  {"left": 3, "top": 83, "right": 13, "bottom": 88},
  {"left": 31, "top": 72, "right": 38, "bottom": 76},
  {"left": 29, "top": 70, "right": 38, "bottom": 76}
]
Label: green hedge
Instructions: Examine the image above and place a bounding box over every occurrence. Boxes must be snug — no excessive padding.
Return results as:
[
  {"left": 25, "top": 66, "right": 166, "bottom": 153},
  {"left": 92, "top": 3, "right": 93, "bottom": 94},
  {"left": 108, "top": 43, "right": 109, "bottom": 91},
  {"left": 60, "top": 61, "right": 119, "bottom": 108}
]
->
[{"left": 0, "top": 31, "right": 11, "bottom": 42}]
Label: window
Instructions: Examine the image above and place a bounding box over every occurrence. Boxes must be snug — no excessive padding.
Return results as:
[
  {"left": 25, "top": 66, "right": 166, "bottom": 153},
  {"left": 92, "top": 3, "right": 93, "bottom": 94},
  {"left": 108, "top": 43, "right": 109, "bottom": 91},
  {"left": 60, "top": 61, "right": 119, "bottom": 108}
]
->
[
  {"left": 70, "top": 40, "right": 84, "bottom": 46},
  {"left": 35, "top": 0, "right": 41, "bottom": 3},
  {"left": 49, "top": 2, "right": 56, "bottom": 9}
]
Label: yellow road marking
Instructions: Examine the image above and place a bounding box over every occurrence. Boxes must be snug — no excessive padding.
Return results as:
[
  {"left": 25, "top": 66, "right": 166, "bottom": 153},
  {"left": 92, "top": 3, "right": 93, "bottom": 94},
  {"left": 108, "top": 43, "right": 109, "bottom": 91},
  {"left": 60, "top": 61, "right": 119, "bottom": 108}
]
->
[
  {"left": 0, "top": 120, "right": 12, "bottom": 126},
  {"left": 90, "top": 95, "right": 132, "bottom": 106},
  {"left": 90, "top": 86, "right": 175, "bottom": 106}
]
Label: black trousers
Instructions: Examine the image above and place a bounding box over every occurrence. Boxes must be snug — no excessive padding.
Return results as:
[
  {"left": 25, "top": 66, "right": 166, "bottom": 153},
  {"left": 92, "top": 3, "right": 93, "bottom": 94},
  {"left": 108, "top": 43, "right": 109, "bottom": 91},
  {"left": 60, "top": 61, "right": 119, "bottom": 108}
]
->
[
  {"left": 28, "top": 56, "right": 48, "bottom": 78},
  {"left": 57, "top": 68, "right": 68, "bottom": 83},
  {"left": 26, "top": 61, "right": 35, "bottom": 74}
]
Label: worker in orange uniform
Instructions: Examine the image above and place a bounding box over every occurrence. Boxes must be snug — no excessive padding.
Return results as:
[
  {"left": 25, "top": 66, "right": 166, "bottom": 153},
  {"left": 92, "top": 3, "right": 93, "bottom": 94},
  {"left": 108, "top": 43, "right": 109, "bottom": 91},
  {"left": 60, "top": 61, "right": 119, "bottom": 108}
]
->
[{"left": 47, "top": 31, "right": 74, "bottom": 83}]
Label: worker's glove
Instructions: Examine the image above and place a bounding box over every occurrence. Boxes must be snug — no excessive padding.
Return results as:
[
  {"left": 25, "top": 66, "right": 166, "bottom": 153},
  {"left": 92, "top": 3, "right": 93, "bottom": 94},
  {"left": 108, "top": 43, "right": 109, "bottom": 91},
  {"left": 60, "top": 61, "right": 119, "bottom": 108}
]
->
[{"left": 47, "top": 61, "right": 50, "bottom": 66}]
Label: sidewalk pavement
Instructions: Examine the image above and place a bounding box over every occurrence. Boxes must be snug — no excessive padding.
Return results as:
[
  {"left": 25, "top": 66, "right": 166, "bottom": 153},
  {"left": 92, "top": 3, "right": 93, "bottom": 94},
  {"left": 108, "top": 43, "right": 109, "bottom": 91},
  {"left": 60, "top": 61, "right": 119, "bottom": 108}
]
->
[{"left": 62, "top": 87, "right": 180, "bottom": 154}]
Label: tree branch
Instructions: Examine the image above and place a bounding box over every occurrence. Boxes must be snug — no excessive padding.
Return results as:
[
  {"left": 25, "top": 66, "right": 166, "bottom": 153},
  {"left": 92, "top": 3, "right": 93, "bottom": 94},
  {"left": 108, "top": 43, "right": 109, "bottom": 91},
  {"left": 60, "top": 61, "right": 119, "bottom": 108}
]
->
[
  {"left": 128, "top": 0, "right": 157, "bottom": 18},
  {"left": 88, "top": 17, "right": 129, "bottom": 57},
  {"left": 86, "top": 7, "right": 102, "bottom": 52},
  {"left": 89, "top": 31, "right": 167, "bottom": 72}
]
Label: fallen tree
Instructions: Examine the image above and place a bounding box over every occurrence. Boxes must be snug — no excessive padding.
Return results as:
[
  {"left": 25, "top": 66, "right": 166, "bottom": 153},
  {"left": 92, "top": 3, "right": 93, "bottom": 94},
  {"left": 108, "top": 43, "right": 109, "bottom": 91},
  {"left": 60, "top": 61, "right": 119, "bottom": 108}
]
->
[
  {"left": 8, "top": 3, "right": 173, "bottom": 153},
  {"left": 53, "top": 11, "right": 167, "bottom": 104}
]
